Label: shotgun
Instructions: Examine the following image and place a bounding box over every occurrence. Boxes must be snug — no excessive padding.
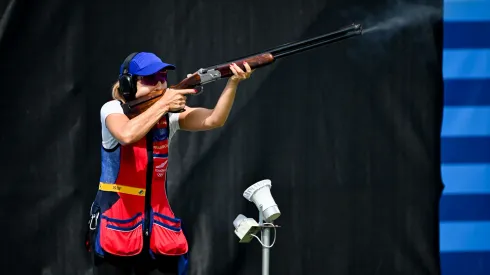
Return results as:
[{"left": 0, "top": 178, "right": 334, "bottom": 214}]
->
[{"left": 122, "top": 23, "right": 363, "bottom": 118}]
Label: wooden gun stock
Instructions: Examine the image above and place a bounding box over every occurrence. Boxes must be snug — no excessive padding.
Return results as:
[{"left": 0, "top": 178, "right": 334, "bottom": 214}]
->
[
  {"left": 122, "top": 54, "right": 275, "bottom": 119},
  {"left": 121, "top": 23, "right": 363, "bottom": 119}
]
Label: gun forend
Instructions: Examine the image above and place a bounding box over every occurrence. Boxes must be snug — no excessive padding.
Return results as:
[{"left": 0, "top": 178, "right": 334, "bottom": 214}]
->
[{"left": 197, "top": 53, "right": 275, "bottom": 85}]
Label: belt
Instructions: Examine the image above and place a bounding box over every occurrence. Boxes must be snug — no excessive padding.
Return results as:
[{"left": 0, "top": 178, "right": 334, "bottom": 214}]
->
[{"left": 99, "top": 182, "right": 146, "bottom": 196}]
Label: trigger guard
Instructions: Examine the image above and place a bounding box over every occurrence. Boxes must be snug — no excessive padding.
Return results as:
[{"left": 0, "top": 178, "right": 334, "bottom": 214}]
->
[{"left": 193, "top": 86, "right": 203, "bottom": 95}]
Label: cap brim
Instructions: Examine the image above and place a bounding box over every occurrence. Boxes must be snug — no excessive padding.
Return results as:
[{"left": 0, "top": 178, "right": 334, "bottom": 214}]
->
[{"left": 134, "top": 62, "right": 176, "bottom": 76}]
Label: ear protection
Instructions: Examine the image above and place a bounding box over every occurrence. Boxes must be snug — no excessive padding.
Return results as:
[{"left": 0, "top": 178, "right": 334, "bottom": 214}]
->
[{"left": 118, "top": 52, "right": 139, "bottom": 101}]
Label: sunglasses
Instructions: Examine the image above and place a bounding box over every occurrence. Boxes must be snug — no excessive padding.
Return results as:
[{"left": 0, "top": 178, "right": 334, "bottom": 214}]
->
[{"left": 140, "top": 71, "right": 168, "bottom": 86}]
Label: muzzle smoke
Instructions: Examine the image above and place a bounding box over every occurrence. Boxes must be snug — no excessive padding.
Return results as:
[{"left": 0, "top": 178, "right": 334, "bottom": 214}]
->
[{"left": 361, "top": 2, "right": 441, "bottom": 37}]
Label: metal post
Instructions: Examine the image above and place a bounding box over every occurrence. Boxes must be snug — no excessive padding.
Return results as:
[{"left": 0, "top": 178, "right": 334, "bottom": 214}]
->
[
  {"left": 259, "top": 209, "right": 270, "bottom": 275},
  {"left": 262, "top": 227, "right": 271, "bottom": 275}
]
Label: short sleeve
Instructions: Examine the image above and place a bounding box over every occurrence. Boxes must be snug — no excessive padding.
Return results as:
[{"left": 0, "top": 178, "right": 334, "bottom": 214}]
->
[
  {"left": 101, "top": 100, "right": 124, "bottom": 124},
  {"left": 168, "top": 112, "right": 180, "bottom": 142},
  {"left": 100, "top": 100, "right": 124, "bottom": 149}
]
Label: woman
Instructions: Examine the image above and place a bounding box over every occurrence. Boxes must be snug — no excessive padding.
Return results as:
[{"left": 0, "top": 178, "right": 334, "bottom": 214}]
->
[{"left": 87, "top": 52, "right": 253, "bottom": 275}]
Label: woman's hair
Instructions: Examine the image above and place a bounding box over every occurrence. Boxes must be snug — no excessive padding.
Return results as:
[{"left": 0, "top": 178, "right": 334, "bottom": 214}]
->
[
  {"left": 111, "top": 76, "right": 142, "bottom": 102},
  {"left": 111, "top": 81, "right": 125, "bottom": 102}
]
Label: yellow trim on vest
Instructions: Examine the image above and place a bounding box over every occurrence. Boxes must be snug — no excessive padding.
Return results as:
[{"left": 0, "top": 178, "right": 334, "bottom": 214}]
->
[{"left": 99, "top": 182, "right": 146, "bottom": 196}]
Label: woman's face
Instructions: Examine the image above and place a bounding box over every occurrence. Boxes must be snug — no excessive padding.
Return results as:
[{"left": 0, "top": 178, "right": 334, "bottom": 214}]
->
[{"left": 135, "top": 70, "right": 168, "bottom": 98}]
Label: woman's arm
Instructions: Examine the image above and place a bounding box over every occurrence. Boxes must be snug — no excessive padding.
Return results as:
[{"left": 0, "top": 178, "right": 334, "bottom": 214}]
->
[
  {"left": 178, "top": 62, "right": 253, "bottom": 131},
  {"left": 106, "top": 88, "right": 195, "bottom": 144},
  {"left": 105, "top": 101, "right": 169, "bottom": 145}
]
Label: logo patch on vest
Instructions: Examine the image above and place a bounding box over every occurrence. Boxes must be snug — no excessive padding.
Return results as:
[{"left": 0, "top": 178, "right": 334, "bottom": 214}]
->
[
  {"left": 154, "top": 144, "right": 168, "bottom": 150},
  {"left": 155, "top": 160, "right": 168, "bottom": 178}
]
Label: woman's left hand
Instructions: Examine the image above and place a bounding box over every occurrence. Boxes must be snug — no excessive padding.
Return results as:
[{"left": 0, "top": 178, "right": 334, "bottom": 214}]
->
[{"left": 229, "top": 62, "right": 253, "bottom": 83}]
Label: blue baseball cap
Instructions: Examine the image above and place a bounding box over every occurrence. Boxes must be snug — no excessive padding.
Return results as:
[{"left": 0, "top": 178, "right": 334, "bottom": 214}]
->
[{"left": 120, "top": 52, "right": 176, "bottom": 76}]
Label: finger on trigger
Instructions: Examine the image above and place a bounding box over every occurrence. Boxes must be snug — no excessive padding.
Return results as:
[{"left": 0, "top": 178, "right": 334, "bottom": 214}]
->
[{"left": 179, "top": 89, "right": 195, "bottom": 95}]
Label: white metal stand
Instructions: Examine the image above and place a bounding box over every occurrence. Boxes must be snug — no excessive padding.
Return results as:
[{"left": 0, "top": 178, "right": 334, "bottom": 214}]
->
[
  {"left": 258, "top": 209, "right": 279, "bottom": 275},
  {"left": 259, "top": 211, "right": 270, "bottom": 275}
]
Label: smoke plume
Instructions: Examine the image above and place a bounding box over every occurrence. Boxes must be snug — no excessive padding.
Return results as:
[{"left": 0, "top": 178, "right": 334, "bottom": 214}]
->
[
  {"left": 361, "top": 2, "right": 442, "bottom": 36},
  {"left": 339, "top": 1, "right": 443, "bottom": 71}
]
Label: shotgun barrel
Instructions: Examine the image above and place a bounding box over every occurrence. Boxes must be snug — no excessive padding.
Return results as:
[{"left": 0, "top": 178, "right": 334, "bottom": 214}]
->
[{"left": 121, "top": 23, "right": 363, "bottom": 118}]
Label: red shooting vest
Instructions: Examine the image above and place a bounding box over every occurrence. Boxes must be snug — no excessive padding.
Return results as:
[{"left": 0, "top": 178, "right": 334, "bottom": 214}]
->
[{"left": 93, "top": 115, "right": 188, "bottom": 257}]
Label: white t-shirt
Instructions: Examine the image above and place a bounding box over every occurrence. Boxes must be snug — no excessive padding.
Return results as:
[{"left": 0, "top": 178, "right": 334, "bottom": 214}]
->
[{"left": 100, "top": 100, "right": 180, "bottom": 150}]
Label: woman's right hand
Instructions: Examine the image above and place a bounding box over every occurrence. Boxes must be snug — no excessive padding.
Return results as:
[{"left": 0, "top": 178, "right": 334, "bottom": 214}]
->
[{"left": 159, "top": 88, "right": 196, "bottom": 112}]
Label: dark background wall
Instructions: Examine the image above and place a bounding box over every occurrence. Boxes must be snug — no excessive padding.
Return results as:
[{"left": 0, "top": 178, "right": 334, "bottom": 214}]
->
[{"left": 0, "top": 0, "right": 443, "bottom": 274}]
